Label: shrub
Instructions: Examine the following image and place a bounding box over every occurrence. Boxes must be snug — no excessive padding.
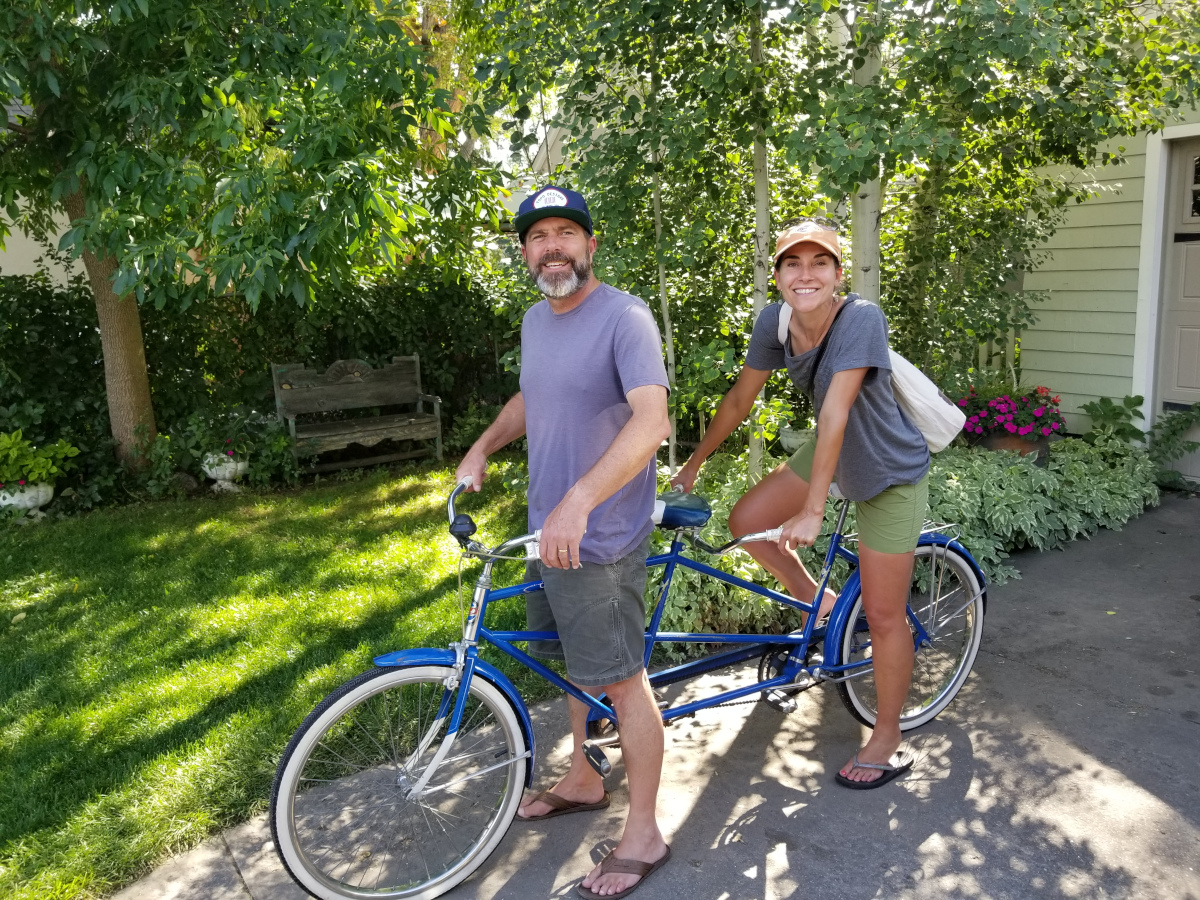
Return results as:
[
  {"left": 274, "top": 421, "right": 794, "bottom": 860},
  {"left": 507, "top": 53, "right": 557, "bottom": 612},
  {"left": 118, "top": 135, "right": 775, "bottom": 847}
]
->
[
  {"left": 0, "top": 268, "right": 123, "bottom": 511},
  {"left": 0, "top": 430, "right": 80, "bottom": 488},
  {"left": 646, "top": 436, "right": 1159, "bottom": 660},
  {"left": 1147, "top": 402, "right": 1200, "bottom": 491}
]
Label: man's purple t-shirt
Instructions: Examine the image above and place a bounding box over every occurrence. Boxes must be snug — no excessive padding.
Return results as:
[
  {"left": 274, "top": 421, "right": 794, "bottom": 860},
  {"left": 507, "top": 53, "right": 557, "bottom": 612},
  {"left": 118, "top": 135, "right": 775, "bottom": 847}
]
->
[{"left": 520, "top": 283, "right": 669, "bottom": 564}]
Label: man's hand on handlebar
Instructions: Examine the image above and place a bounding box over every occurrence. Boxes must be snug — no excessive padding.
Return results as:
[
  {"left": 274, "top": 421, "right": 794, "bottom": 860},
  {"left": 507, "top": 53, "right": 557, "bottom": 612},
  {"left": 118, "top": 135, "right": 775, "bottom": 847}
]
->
[{"left": 455, "top": 451, "right": 487, "bottom": 493}]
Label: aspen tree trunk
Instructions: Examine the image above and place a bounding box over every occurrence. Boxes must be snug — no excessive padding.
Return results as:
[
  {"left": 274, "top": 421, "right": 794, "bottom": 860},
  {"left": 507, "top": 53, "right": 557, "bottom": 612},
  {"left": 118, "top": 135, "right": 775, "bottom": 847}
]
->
[
  {"left": 748, "top": 11, "right": 771, "bottom": 482},
  {"left": 63, "top": 189, "right": 157, "bottom": 467},
  {"left": 647, "top": 44, "right": 678, "bottom": 474},
  {"left": 849, "top": 8, "right": 883, "bottom": 305}
]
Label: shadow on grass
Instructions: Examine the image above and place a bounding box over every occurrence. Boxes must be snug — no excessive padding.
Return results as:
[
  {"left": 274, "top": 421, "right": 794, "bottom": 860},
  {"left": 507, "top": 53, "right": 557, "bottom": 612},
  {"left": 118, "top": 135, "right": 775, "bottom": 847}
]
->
[{"left": 0, "top": 461, "right": 535, "bottom": 893}]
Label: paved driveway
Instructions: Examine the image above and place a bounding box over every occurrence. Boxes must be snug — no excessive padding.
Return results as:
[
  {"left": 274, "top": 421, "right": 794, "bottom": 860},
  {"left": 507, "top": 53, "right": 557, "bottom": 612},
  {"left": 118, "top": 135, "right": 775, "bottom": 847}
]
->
[{"left": 116, "top": 494, "right": 1200, "bottom": 900}]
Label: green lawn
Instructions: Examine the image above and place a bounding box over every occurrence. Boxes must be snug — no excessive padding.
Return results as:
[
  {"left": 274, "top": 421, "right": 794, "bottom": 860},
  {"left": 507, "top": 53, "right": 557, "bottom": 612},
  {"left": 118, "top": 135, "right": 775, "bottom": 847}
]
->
[{"left": 0, "top": 461, "right": 534, "bottom": 900}]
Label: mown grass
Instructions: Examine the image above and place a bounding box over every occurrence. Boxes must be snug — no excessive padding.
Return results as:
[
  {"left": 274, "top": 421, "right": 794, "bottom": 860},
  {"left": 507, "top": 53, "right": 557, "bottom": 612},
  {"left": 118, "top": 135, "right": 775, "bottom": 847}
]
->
[{"left": 0, "top": 460, "right": 535, "bottom": 899}]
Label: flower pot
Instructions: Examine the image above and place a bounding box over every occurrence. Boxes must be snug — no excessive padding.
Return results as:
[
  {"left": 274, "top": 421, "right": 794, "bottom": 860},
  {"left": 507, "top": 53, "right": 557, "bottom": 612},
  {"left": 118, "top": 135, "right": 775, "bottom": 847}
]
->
[
  {"left": 779, "top": 426, "right": 813, "bottom": 454},
  {"left": 201, "top": 453, "right": 249, "bottom": 492},
  {"left": 973, "top": 432, "right": 1050, "bottom": 466},
  {"left": 0, "top": 482, "right": 54, "bottom": 511}
]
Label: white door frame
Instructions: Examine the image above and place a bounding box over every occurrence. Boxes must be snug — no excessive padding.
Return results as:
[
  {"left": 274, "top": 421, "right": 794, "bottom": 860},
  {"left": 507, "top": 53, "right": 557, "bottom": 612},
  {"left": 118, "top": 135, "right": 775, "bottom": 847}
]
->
[{"left": 1132, "top": 122, "right": 1200, "bottom": 420}]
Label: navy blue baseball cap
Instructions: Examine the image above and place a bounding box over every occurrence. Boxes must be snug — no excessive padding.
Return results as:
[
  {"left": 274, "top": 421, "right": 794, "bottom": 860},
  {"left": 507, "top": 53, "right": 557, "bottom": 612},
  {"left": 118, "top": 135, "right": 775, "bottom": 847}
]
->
[{"left": 513, "top": 185, "right": 593, "bottom": 240}]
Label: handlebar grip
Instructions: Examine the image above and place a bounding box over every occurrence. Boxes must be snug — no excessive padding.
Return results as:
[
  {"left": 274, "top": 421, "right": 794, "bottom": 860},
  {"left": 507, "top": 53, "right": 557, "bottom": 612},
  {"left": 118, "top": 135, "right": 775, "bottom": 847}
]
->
[
  {"left": 457, "top": 475, "right": 475, "bottom": 490},
  {"left": 764, "top": 527, "right": 784, "bottom": 542}
]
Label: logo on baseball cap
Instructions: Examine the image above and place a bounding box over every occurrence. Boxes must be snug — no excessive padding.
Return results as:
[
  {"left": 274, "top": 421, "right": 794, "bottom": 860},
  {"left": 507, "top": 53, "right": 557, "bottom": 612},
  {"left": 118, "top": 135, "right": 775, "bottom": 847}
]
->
[{"left": 513, "top": 185, "right": 593, "bottom": 239}]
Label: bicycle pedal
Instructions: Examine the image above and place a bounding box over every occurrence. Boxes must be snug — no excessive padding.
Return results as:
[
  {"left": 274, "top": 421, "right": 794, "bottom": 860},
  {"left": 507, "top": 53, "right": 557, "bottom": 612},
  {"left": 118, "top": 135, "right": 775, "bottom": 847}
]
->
[
  {"left": 763, "top": 689, "right": 797, "bottom": 714},
  {"left": 581, "top": 740, "right": 612, "bottom": 777}
]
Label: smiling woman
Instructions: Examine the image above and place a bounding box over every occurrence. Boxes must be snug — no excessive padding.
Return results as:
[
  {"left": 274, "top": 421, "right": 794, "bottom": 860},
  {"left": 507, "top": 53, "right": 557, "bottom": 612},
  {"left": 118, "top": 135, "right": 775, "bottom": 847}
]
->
[{"left": 0, "top": 462, "right": 532, "bottom": 900}]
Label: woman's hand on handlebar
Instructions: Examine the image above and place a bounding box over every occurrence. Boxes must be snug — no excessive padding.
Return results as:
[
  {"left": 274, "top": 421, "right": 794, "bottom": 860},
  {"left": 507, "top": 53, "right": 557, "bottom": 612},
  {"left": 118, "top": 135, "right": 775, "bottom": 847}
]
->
[
  {"left": 778, "top": 507, "right": 823, "bottom": 553},
  {"left": 669, "top": 459, "right": 701, "bottom": 493}
]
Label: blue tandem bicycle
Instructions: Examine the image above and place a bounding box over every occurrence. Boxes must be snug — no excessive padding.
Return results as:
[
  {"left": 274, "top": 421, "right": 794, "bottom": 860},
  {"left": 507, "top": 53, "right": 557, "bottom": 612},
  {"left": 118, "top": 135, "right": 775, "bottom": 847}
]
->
[{"left": 270, "top": 478, "right": 987, "bottom": 900}]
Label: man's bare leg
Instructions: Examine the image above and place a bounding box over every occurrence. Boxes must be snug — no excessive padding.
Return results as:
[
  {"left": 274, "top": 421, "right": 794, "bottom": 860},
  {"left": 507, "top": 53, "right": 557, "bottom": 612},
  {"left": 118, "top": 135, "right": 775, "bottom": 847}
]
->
[
  {"left": 518, "top": 686, "right": 606, "bottom": 818},
  {"left": 579, "top": 670, "right": 668, "bottom": 896}
]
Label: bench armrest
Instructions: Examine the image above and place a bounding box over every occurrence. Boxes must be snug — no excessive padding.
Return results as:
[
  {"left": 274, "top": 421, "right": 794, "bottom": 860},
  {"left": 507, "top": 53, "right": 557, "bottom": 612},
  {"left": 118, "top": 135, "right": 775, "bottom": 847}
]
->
[{"left": 417, "top": 393, "right": 441, "bottom": 416}]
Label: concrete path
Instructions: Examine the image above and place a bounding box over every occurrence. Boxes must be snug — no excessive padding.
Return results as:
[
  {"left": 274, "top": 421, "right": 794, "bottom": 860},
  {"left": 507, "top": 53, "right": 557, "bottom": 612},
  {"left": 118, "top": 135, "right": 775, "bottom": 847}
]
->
[{"left": 113, "top": 493, "right": 1200, "bottom": 900}]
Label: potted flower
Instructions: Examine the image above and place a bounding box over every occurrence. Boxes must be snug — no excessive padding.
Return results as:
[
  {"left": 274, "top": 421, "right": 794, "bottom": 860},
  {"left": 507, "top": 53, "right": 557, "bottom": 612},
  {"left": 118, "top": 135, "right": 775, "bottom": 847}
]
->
[
  {"left": 956, "top": 384, "right": 1068, "bottom": 462},
  {"left": 0, "top": 430, "right": 80, "bottom": 512},
  {"left": 180, "top": 409, "right": 256, "bottom": 492}
]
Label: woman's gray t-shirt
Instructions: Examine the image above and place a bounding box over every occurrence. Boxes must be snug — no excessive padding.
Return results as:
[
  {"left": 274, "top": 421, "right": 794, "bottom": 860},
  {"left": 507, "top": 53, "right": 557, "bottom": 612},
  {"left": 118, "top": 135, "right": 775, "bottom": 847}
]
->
[{"left": 744, "top": 297, "right": 929, "bottom": 501}]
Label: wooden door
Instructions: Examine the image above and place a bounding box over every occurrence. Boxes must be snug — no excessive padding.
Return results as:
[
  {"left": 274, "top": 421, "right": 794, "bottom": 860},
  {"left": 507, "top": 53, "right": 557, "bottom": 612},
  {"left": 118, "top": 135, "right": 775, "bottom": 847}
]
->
[{"left": 1157, "top": 137, "right": 1200, "bottom": 479}]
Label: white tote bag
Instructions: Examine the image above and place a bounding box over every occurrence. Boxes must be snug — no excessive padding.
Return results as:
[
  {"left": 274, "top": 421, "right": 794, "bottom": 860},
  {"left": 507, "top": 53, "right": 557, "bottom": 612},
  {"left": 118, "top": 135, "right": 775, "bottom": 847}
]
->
[{"left": 778, "top": 303, "right": 965, "bottom": 452}]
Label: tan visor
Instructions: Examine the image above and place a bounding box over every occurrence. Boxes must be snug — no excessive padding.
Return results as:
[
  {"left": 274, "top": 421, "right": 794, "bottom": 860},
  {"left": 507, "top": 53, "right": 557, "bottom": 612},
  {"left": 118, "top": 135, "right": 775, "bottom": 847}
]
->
[{"left": 773, "top": 222, "right": 842, "bottom": 266}]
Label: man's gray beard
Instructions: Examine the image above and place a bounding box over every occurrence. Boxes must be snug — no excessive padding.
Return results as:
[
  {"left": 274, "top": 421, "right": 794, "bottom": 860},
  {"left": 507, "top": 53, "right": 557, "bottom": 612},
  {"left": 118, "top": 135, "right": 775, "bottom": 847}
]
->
[{"left": 533, "top": 255, "right": 592, "bottom": 299}]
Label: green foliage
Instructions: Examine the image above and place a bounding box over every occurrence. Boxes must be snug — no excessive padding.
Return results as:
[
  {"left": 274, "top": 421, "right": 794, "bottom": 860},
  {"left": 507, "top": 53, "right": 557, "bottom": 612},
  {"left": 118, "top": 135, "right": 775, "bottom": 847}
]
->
[
  {"left": 1, "top": 0, "right": 503, "bottom": 313},
  {"left": 469, "top": 0, "right": 1200, "bottom": 413},
  {"left": 928, "top": 436, "right": 1160, "bottom": 583},
  {"left": 0, "top": 268, "right": 122, "bottom": 510},
  {"left": 650, "top": 437, "right": 1160, "bottom": 659},
  {"left": 445, "top": 399, "right": 504, "bottom": 452},
  {"left": 0, "top": 261, "right": 513, "bottom": 510},
  {"left": 1081, "top": 395, "right": 1146, "bottom": 445},
  {"left": 1147, "top": 402, "right": 1200, "bottom": 491},
  {"left": 130, "top": 430, "right": 183, "bottom": 500},
  {"left": 0, "top": 430, "right": 79, "bottom": 488}
]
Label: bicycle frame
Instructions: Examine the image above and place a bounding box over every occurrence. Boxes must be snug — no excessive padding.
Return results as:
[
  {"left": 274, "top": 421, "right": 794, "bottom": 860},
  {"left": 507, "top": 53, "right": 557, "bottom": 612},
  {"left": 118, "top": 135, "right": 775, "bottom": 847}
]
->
[{"left": 375, "top": 483, "right": 985, "bottom": 786}]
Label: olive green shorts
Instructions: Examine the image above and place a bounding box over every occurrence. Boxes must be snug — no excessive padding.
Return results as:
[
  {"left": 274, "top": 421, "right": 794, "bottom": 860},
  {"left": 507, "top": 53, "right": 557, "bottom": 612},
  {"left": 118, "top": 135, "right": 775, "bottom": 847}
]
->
[{"left": 786, "top": 438, "right": 929, "bottom": 554}]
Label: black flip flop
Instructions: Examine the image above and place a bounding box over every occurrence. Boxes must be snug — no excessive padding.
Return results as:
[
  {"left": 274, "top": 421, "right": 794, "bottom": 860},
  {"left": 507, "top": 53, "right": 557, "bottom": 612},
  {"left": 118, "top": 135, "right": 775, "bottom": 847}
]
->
[{"left": 834, "top": 752, "right": 913, "bottom": 790}]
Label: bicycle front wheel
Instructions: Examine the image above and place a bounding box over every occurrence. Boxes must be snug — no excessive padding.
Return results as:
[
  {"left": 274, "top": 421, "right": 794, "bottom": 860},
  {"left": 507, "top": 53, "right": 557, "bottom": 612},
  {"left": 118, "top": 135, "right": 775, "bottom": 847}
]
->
[
  {"left": 271, "top": 665, "right": 527, "bottom": 900},
  {"left": 836, "top": 544, "right": 984, "bottom": 730}
]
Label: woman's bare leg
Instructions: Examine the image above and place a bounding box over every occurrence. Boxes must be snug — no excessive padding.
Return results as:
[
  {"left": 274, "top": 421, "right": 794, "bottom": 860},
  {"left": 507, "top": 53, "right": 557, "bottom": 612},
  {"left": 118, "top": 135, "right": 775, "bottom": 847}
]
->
[
  {"left": 838, "top": 545, "right": 916, "bottom": 783},
  {"left": 728, "top": 463, "right": 836, "bottom": 624}
]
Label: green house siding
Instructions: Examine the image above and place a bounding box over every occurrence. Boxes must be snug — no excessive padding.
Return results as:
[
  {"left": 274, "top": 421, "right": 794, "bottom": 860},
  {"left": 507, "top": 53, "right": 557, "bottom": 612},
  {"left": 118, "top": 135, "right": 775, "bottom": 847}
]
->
[{"left": 1021, "top": 134, "right": 1149, "bottom": 433}]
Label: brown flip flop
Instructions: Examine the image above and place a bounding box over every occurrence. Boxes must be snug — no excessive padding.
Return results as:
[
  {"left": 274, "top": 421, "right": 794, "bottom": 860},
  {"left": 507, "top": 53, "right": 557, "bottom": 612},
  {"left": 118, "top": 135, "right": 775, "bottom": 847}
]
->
[
  {"left": 576, "top": 845, "right": 671, "bottom": 899},
  {"left": 517, "top": 789, "right": 611, "bottom": 822}
]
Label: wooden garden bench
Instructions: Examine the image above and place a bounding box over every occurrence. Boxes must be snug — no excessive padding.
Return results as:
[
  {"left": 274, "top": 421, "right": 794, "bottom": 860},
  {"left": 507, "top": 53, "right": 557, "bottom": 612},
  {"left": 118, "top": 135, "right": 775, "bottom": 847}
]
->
[{"left": 271, "top": 356, "right": 442, "bottom": 473}]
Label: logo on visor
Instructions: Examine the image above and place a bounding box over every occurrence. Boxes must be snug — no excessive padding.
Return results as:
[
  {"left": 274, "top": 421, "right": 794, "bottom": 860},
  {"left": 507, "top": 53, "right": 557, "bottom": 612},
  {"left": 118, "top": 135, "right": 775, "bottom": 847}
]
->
[{"left": 532, "top": 189, "right": 569, "bottom": 209}]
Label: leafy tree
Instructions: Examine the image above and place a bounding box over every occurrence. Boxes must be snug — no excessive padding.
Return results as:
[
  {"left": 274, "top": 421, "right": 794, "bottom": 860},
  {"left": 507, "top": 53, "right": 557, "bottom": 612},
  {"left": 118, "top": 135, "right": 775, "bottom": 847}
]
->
[
  {"left": 468, "top": 0, "right": 1200, "bottom": 448},
  {"left": 1, "top": 0, "right": 500, "bottom": 463}
]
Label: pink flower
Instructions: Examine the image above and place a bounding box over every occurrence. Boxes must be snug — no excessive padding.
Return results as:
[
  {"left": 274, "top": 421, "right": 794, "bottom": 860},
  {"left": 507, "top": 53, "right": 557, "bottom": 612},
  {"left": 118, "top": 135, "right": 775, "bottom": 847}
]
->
[
  {"left": 1004, "top": 423, "right": 1017, "bottom": 433},
  {"left": 226, "top": 450, "right": 234, "bottom": 456},
  {"left": 1042, "top": 426, "right": 1052, "bottom": 436},
  {"left": 226, "top": 438, "right": 232, "bottom": 443},
  {"left": 988, "top": 400, "right": 997, "bottom": 407},
  {"left": 958, "top": 399, "right": 968, "bottom": 406},
  {"left": 1052, "top": 422, "right": 1061, "bottom": 430},
  {"left": 1033, "top": 407, "right": 1044, "bottom": 417}
]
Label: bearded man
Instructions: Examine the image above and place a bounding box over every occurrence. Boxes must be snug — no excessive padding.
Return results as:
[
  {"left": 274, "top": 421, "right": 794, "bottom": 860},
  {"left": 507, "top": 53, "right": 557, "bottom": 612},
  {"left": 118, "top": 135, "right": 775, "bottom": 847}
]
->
[{"left": 457, "top": 185, "right": 672, "bottom": 899}]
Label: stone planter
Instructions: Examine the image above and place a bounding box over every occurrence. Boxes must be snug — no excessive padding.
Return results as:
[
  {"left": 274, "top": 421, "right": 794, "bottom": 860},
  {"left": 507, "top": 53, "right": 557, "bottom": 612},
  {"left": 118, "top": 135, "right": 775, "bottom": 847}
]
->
[
  {"left": 779, "top": 426, "right": 814, "bottom": 454},
  {"left": 0, "top": 482, "right": 54, "bottom": 512},
  {"left": 973, "top": 432, "right": 1050, "bottom": 466},
  {"left": 201, "top": 453, "right": 250, "bottom": 493}
]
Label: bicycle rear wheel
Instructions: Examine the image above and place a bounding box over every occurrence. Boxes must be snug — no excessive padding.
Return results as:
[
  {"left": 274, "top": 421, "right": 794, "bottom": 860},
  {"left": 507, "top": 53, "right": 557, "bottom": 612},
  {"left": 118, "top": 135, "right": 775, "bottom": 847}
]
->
[
  {"left": 271, "top": 664, "right": 527, "bottom": 900},
  {"left": 836, "top": 544, "right": 984, "bottom": 730}
]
